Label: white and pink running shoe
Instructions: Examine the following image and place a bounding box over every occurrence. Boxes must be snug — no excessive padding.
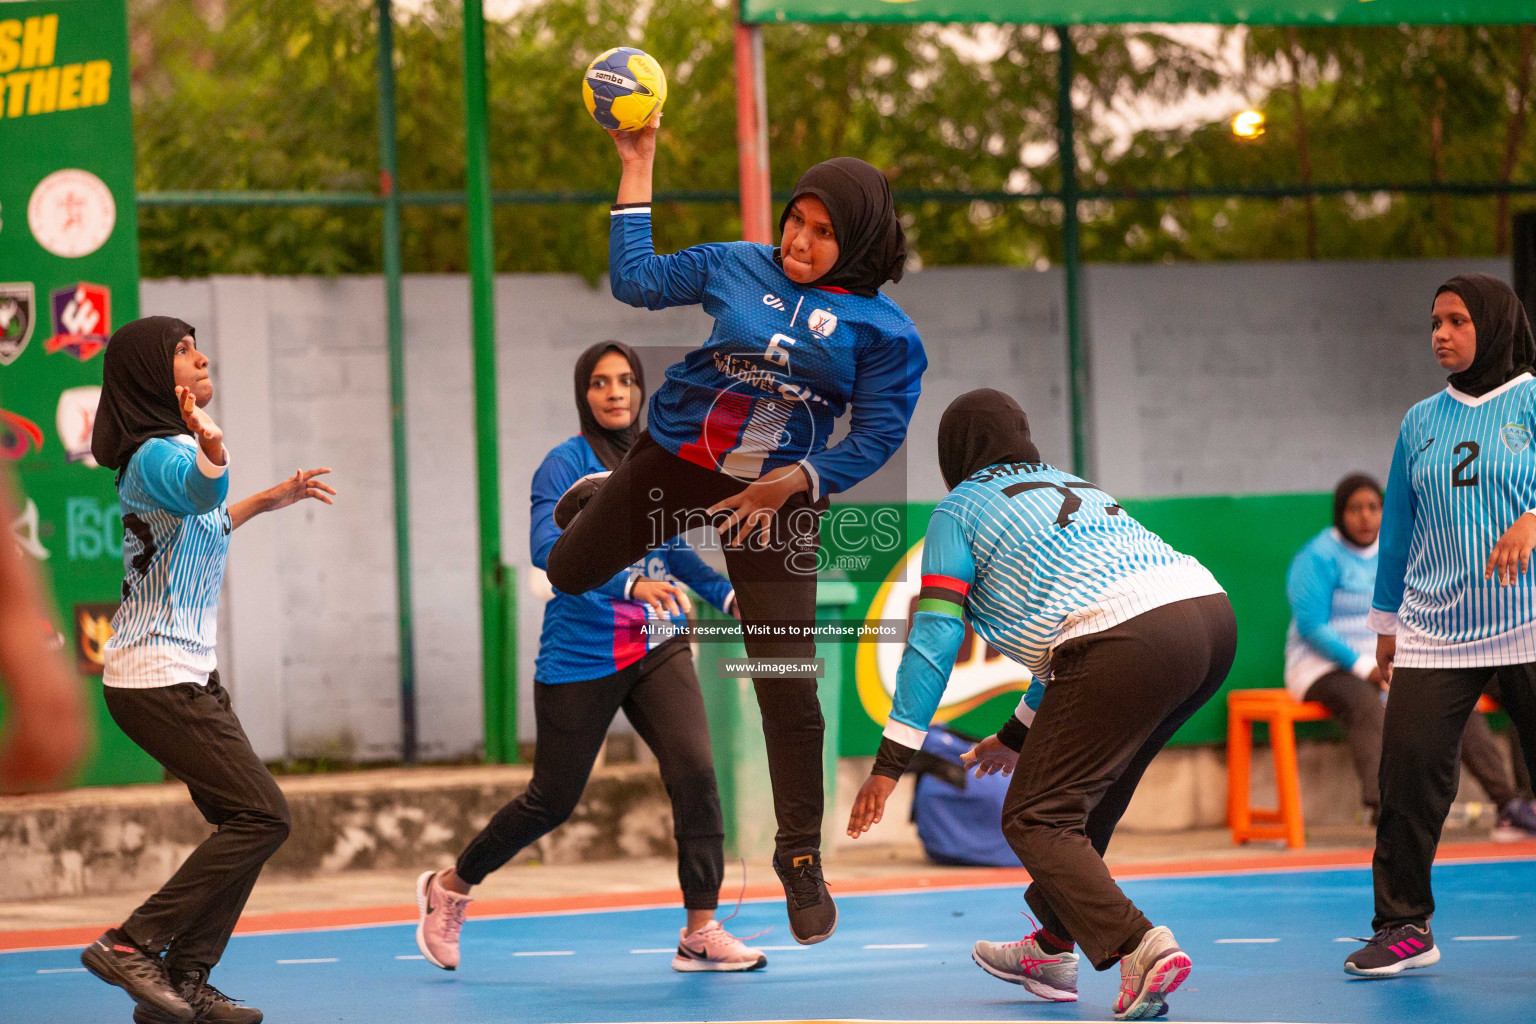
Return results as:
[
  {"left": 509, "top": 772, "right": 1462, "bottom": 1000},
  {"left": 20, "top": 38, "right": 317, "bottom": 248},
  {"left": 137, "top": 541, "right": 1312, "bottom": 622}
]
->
[
  {"left": 670, "top": 921, "right": 768, "bottom": 972},
  {"left": 414, "top": 870, "right": 473, "bottom": 971},
  {"left": 1114, "top": 926, "right": 1191, "bottom": 1020}
]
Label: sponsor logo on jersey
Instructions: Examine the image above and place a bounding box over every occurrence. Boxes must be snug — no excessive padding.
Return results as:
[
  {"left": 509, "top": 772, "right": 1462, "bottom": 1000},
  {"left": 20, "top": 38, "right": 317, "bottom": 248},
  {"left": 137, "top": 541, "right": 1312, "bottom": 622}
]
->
[
  {"left": 57, "top": 386, "right": 102, "bottom": 466},
  {"left": 808, "top": 308, "right": 838, "bottom": 338},
  {"left": 0, "top": 283, "right": 36, "bottom": 365},
  {"left": 0, "top": 408, "right": 44, "bottom": 460},
  {"left": 47, "top": 283, "right": 111, "bottom": 361},
  {"left": 74, "top": 602, "right": 119, "bottom": 676},
  {"left": 856, "top": 539, "right": 1030, "bottom": 726},
  {"left": 1501, "top": 423, "right": 1531, "bottom": 454},
  {"left": 762, "top": 293, "right": 787, "bottom": 312}
]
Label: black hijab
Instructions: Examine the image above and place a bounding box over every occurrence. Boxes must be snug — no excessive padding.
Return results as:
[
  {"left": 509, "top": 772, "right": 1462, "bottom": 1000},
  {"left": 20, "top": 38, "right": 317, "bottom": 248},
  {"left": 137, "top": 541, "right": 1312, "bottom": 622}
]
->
[
  {"left": 1437, "top": 273, "right": 1536, "bottom": 398},
  {"left": 938, "top": 389, "right": 1043, "bottom": 491},
  {"left": 1332, "top": 473, "right": 1382, "bottom": 548},
  {"left": 91, "top": 316, "right": 193, "bottom": 472},
  {"left": 775, "top": 157, "right": 906, "bottom": 298},
  {"left": 574, "top": 340, "right": 644, "bottom": 471}
]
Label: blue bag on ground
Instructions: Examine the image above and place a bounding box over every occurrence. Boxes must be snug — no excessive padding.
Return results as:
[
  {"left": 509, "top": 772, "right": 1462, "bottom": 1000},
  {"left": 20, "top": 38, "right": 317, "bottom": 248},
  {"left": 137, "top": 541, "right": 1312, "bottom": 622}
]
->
[{"left": 910, "top": 724, "right": 1021, "bottom": 868}]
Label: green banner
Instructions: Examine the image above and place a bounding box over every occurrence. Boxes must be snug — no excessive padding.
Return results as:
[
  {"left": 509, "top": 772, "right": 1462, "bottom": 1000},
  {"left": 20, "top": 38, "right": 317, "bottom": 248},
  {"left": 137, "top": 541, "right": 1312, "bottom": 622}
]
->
[
  {"left": 825, "top": 492, "right": 1335, "bottom": 756},
  {"left": 741, "top": 0, "right": 1534, "bottom": 24},
  {"left": 0, "top": 0, "right": 159, "bottom": 786}
]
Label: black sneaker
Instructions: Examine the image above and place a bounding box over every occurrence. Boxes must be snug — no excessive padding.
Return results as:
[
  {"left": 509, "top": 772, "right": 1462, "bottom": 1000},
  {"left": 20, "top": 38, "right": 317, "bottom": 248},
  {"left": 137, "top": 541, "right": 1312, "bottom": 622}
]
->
[
  {"left": 773, "top": 848, "right": 838, "bottom": 945},
  {"left": 1491, "top": 798, "right": 1536, "bottom": 841},
  {"left": 1343, "top": 922, "right": 1440, "bottom": 976},
  {"left": 80, "top": 932, "right": 193, "bottom": 1021},
  {"left": 133, "top": 968, "right": 263, "bottom": 1024},
  {"left": 553, "top": 471, "right": 610, "bottom": 530}
]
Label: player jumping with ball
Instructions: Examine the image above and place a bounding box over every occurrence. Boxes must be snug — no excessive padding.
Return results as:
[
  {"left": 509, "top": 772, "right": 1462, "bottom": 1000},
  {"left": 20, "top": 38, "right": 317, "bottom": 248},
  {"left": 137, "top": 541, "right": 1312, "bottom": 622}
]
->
[{"left": 544, "top": 116, "right": 927, "bottom": 944}]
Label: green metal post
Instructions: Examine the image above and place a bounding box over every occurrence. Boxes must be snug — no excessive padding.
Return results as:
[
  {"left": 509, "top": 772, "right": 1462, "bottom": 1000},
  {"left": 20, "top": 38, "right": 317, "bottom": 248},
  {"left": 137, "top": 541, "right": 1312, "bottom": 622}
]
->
[
  {"left": 462, "top": 0, "right": 514, "bottom": 762},
  {"left": 377, "top": 0, "right": 418, "bottom": 763},
  {"left": 1056, "top": 25, "right": 1090, "bottom": 480}
]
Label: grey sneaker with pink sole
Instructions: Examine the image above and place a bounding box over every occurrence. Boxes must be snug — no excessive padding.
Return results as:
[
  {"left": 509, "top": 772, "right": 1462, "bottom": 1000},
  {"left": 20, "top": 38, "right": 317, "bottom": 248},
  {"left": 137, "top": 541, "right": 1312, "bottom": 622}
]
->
[{"left": 414, "top": 870, "right": 473, "bottom": 970}]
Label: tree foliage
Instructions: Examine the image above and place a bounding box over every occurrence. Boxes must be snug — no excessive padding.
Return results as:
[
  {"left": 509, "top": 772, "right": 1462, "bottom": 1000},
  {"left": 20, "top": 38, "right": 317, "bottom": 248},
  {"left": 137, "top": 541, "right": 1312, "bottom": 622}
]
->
[{"left": 129, "top": 0, "right": 1536, "bottom": 277}]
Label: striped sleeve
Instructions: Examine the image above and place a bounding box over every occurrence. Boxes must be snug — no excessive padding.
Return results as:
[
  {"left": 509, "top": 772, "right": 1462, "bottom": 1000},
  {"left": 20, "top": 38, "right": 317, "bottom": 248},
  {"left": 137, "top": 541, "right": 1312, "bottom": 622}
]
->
[{"left": 1370, "top": 427, "right": 1413, "bottom": 634}]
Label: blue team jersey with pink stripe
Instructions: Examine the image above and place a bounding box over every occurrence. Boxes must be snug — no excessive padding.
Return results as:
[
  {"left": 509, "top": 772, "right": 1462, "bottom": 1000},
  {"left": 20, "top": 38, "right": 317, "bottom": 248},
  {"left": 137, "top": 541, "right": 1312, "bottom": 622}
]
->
[
  {"left": 609, "top": 207, "right": 926, "bottom": 499},
  {"left": 532, "top": 436, "right": 735, "bottom": 684}
]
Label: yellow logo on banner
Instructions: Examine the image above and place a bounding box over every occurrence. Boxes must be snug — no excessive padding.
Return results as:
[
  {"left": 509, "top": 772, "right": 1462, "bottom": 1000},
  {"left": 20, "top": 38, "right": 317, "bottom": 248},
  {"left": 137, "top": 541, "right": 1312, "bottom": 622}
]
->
[
  {"left": 0, "top": 16, "right": 114, "bottom": 120},
  {"left": 855, "top": 539, "right": 1031, "bottom": 727}
]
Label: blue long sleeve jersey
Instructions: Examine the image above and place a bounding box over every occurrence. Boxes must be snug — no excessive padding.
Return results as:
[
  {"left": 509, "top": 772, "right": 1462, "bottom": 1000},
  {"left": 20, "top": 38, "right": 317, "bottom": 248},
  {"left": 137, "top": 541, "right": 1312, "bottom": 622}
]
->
[
  {"left": 1371, "top": 373, "right": 1536, "bottom": 667},
  {"left": 882, "top": 461, "right": 1223, "bottom": 755},
  {"left": 104, "top": 435, "right": 232, "bottom": 688},
  {"left": 609, "top": 207, "right": 926, "bottom": 499},
  {"left": 1283, "top": 528, "right": 1378, "bottom": 698},
  {"left": 532, "top": 436, "right": 735, "bottom": 684}
]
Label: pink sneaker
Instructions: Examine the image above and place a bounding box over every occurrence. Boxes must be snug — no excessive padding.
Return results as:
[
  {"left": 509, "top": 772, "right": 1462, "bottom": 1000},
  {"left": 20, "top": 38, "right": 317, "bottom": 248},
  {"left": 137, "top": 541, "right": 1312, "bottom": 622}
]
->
[
  {"left": 670, "top": 921, "right": 768, "bottom": 972},
  {"left": 414, "top": 870, "right": 472, "bottom": 970}
]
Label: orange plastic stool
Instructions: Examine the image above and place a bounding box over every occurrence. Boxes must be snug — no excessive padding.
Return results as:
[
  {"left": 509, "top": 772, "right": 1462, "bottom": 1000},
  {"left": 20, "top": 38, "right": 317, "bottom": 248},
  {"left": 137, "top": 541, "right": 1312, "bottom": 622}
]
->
[
  {"left": 1227, "top": 688, "right": 1501, "bottom": 849},
  {"left": 1227, "top": 689, "right": 1331, "bottom": 849}
]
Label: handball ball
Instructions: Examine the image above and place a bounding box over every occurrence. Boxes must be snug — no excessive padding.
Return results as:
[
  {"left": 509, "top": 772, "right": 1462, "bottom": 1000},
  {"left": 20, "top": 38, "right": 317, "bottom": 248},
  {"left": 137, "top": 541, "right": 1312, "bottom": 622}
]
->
[{"left": 583, "top": 46, "right": 667, "bottom": 133}]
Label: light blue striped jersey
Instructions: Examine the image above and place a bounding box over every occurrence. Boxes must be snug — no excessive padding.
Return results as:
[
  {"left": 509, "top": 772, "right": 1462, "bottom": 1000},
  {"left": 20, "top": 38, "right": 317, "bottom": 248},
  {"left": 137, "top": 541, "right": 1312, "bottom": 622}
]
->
[
  {"left": 104, "top": 435, "right": 231, "bottom": 688},
  {"left": 1371, "top": 373, "right": 1536, "bottom": 667},
  {"left": 879, "top": 461, "right": 1222, "bottom": 752},
  {"left": 1284, "top": 527, "right": 1378, "bottom": 697}
]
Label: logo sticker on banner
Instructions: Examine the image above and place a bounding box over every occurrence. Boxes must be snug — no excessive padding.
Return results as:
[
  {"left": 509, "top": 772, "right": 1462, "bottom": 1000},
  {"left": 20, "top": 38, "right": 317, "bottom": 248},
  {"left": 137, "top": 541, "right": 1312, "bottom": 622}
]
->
[
  {"left": 0, "top": 283, "right": 36, "bottom": 365},
  {"left": 11, "top": 496, "right": 50, "bottom": 561},
  {"left": 28, "top": 169, "right": 117, "bottom": 259},
  {"left": 73, "top": 602, "right": 119, "bottom": 676},
  {"left": 47, "top": 283, "right": 111, "bottom": 360},
  {"left": 57, "top": 385, "right": 102, "bottom": 467},
  {"left": 0, "top": 408, "right": 44, "bottom": 460}
]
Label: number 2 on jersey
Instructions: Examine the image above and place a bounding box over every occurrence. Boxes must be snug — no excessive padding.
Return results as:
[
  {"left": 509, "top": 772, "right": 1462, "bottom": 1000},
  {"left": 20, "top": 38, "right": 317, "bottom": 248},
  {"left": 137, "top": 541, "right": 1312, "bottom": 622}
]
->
[{"left": 1452, "top": 441, "right": 1480, "bottom": 488}]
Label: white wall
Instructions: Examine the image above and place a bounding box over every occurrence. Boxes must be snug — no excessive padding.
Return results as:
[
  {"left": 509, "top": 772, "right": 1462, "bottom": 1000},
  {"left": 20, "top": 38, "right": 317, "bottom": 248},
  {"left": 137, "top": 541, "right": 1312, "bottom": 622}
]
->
[{"left": 139, "top": 257, "right": 1508, "bottom": 760}]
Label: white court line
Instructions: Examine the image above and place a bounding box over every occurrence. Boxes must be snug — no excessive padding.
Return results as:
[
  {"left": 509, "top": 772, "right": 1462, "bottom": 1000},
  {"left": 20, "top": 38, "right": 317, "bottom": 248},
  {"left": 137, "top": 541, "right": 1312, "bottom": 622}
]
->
[
  {"left": 1453, "top": 935, "right": 1519, "bottom": 941},
  {"left": 630, "top": 948, "right": 674, "bottom": 954},
  {"left": 36, "top": 967, "right": 86, "bottom": 974},
  {"left": 276, "top": 958, "right": 337, "bottom": 964},
  {"left": 512, "top": 950, "right": 573, "bottom": 956},
  {"left": 864, "top": 943, "right": 928, "bottom": 949},
  {"left": 395, "top": 954, "right": 425, "bottom": 960},
  {"left": 1214, "top": 938, "right": 1280, "bottom": 944}
]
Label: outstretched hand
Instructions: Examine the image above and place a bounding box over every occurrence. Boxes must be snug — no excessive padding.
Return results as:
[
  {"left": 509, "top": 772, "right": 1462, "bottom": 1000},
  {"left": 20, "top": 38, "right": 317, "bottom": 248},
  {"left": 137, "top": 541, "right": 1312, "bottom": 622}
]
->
[
  {"left": 608, "top": 117, "right": 659, "bottom": 165},
  {"left": 267, "top": 468, "right": 336, "bottom": 512},
  {"left": 846, "top": 774, "right": 897, "bottom": 838},
  {"left": 960, "top": 734, "right": 1019, "bottom": 779},
  {"left": 175, "top": 385, "right": 225, "bottom": 466}
]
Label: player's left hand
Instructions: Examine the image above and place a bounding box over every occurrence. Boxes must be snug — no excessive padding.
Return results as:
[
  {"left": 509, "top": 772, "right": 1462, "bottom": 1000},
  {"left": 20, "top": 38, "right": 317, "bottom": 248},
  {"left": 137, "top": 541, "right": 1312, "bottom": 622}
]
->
[
  {"left": 846, "top": 774, "right": 897, "bottom": 838},
  {"left": 961, "top": 734, "right": 1019, "bottom": 778},
  {"left": 1485, "top": 511, "right": 1536, "bottom": 587},
  {"left": 707, "top": 465, "right": 810, "bottom": 546},
  {"left": 266, "top": 468, "right": 336, "bottom": 512}
]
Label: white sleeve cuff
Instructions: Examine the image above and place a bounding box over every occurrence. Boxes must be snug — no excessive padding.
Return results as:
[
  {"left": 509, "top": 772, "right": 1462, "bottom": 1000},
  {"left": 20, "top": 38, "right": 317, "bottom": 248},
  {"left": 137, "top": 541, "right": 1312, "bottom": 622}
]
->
[
  {"left": 196, "top": 444, "right": 229, "bottom": 478},
  {"left": 798, "top": 459, "right": 821, "bottom": 502},
  {"left": 882, "top": 719, "right": 928, "bottom": 750},
  {"left": 723, "top": 590, "right": 737, "bottom": 616},
  {"left": 1367, "top": 608, "right": 1400, "bottom": 635},
  {"left": 1351, "top": 654, "right": 1377, "bottom": 680},
  {"left": 1014, "top": 697, "right": 1037, "bottom": 727}
]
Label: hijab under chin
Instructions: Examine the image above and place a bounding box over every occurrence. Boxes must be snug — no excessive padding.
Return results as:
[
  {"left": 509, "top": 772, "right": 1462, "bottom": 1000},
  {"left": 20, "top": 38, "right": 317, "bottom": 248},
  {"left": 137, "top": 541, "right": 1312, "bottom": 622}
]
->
[
  {"left": 1438, "top": 273, "right": 1536, "bottom": 398},
  {"left": 774, "top": 157, "right": 906, "bottom": 298},
  {"left": 574, "top": 341, "right": 644, "bottom": 471},
  {"left": 91, "top": 316, "right": 194, "bottom": 473},
  {"left": 938, "top": 389, "right": 1043, "bottom": 491}
]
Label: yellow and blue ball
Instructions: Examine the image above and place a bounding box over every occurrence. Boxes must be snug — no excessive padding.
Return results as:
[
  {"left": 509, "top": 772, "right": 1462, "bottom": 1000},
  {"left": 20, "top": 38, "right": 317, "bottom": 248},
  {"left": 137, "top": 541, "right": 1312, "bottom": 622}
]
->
[{"left": 582, "top": 47, "right": 667, "bottom": 133}]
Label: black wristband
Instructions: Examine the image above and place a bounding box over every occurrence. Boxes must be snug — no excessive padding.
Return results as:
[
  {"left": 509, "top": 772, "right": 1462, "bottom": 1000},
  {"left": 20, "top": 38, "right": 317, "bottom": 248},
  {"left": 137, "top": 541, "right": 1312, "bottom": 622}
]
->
[
  {"left": 996, "top": 715, "right": 1029, "bottom": 752},
  {"left": 871, "top": 736, "right": 918, "bottom": 780}
]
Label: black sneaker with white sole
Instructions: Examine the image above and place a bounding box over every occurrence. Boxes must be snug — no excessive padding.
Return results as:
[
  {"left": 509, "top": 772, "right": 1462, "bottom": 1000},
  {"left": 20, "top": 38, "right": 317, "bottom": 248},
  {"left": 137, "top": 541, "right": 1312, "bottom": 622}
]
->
[
  {"left": 1343, "top": 922, "right": 1440, "bottom": 976},
  {"left": 553, "top": 471, "right": 610, "bottom": 530},
  {"left": 80, "top": 932, "right": 193, "bottom": 1021},
  {"left": 773, "top": 848, "right": 838, "bottom": 944}
]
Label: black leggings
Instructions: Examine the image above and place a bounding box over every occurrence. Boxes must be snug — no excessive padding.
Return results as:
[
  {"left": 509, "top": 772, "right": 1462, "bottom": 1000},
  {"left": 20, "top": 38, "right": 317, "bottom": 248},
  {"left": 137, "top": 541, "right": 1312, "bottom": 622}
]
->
[
  {"left": 1374, "top": 662, "right": 1536, "bottom": 930},
  {"left": 545, "top": 430, "right": 827, "bottom": 854},
  {"left": 455, "top": 641, "right": 725, "bottom": 910},
  {"left": 1002, "top": 594, "right": 1238, "bottom": 971},
  {"left": 1305, "top": 670, "right": 1524, "bottom": 810}
]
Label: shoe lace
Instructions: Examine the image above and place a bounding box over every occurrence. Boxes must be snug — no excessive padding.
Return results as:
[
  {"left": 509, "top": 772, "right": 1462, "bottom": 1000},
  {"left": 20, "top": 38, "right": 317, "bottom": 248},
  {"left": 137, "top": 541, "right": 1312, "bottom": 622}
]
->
[
  {"left": 441, "top": 895, "right": 470, "bottom": 938},
  {"left": 718, "top": 857, "right": 771, "bottom": 943},
  {"left": 176, "top": 972, "right": 243, "bottom": 1011},
  {"left": 1354, "top": 924, "right": 1419, "bottom": 946},
  {"left": 118, "top": 949, "right": 171, "bottom": 988},
  {"left": 781, "top": 857, "right": 828, "bottom": 911}
]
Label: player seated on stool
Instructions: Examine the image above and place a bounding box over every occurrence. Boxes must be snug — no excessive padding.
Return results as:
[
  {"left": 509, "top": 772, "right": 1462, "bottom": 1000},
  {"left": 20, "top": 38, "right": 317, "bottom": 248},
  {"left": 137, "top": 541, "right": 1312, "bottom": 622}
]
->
[
  {"left": 846, "top": 389, "right": 1236, "bottom": 1022},
  {"left": 1284, "top": 473, "right": 1536, "bottom": 837}
]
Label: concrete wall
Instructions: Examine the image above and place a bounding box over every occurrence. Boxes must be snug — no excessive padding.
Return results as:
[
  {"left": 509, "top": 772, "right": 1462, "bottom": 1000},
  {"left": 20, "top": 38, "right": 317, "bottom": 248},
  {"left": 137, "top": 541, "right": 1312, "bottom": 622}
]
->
[{"left": 138, "top": 258, "right": 1507, "bottom": 761}]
